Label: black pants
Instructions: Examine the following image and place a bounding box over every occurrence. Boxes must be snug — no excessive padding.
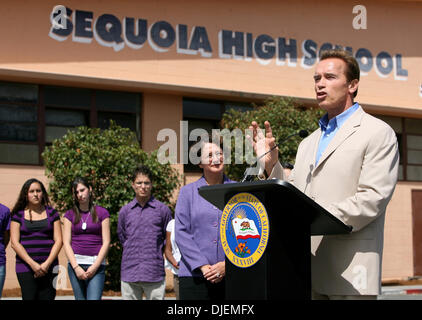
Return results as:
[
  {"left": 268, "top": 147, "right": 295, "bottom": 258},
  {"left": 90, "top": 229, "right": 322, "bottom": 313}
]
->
[
  {"left": 179, "top": 276, "right": 225, "bottom": 300},
  {"left": 16, "top": 272, "right": 56, "bottom": 300}
]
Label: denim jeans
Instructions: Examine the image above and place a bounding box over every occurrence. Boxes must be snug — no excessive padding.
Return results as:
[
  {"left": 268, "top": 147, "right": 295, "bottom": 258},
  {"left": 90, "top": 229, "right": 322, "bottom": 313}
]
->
[
  {"left": 67, "top": 263, "right": 105, "bottom": 300},
  {"left": 0, "top": 264, "right": 5, "bottom": 299}
]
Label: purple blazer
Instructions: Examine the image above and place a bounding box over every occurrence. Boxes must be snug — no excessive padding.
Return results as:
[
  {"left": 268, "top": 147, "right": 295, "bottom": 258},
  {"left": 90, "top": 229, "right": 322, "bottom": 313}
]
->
[{"left": 175, "top": 175, "right": 235, "bottom": 277}]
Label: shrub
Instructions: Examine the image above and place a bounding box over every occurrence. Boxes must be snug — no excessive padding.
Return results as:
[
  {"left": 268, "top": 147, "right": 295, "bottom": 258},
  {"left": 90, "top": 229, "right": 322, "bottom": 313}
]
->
[
  {"left": 42, "top": 122, "right": 181, "bottom": 291},
  {"left": 221, "top": 97, "right": 324, "bottom": 181}
]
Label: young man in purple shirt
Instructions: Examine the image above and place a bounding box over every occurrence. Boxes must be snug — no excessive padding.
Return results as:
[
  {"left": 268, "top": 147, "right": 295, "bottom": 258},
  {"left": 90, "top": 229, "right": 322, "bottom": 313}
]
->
[{"left": 117, "top": 165, "right": 172, "bottom": 300}]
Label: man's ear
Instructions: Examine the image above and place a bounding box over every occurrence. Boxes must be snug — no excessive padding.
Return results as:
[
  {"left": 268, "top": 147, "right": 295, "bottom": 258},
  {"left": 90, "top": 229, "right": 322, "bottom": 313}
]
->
[{"left": 349, "top": 79, "right": 359, "bottom": 95}]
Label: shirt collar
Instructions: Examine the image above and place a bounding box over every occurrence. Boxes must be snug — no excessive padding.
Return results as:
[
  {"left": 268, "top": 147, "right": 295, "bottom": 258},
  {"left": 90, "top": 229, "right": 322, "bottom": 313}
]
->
[
  {"left": 197, "top": 174, "right": 230, "bottom": 187},
  {"left": 130, "top": 196, "right": 156, "bottom": 209},
  {"left": 319, "top": 102, "right": 360, "bottom": 132}
]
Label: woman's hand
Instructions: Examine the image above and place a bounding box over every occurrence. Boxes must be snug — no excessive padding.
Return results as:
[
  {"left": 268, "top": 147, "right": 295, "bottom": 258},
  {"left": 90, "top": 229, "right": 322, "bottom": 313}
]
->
[
  {"left": 74, "top": 265, "right": 88, "bottom": 280},
  {"left": 31, "top": 262, "right": 46, "bottom": 278},
  {"left": 203, "top": 261, "right": 225, "bottom": 284},
  {"left": 200, "top": 264, "right": 211, "bottom": 276},
  {"left": 40, "top": 261, "right": 51, "bottom": 275},
  {"left": 85, "top": 265, "right": 99, "bottom": 279}
]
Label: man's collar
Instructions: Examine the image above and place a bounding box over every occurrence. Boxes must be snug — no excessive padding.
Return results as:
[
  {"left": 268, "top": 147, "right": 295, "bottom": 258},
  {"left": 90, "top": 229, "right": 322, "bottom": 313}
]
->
[
  {"left": 319, "top": 102, "right": 360, "bottom": 131},
  {"left": 130, "top": 196, "right": 156, "bottom": 209}
]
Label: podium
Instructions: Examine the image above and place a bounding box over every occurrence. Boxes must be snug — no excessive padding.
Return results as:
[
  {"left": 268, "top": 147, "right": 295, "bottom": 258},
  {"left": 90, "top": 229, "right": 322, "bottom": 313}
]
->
[{"left": 198, "top": 179, "right": 352, "bottom": 300}]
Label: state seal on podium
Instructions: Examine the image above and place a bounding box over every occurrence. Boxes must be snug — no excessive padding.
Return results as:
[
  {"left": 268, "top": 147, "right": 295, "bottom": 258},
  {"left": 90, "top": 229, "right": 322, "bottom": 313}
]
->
[{"left": 220, "top": 192, "right": 270, "bottom": 268}]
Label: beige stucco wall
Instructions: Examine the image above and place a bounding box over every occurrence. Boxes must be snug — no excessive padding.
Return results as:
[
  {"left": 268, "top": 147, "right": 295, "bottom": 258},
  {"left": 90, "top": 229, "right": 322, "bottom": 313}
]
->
[
  {"left": 382, "top": 182, "right": 422, "bottom": 279},
  {"left": 142, "top": 93, "right": 183, "bottom": 152},
  {"left": 0, "top": 0, "right": 421, "bottom": 111}
]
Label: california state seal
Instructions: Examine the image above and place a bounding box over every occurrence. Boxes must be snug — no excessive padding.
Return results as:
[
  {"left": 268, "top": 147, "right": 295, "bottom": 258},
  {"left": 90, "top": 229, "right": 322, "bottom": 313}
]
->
[{"left": 220, "top": 192, "right": 270, "bottom": 268}]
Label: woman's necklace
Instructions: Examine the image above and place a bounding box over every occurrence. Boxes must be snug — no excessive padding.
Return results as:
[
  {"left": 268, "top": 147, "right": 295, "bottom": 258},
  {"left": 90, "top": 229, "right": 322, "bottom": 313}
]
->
[{"left": 81, "top": 211, "right": 91, "bottom": 230}]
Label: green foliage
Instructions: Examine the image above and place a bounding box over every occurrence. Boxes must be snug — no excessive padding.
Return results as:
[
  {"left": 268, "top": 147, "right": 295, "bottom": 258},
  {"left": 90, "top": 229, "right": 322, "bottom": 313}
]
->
[
  {"left": 221, "top": 97, "right": 324, "bottom": 181},
  {"left": 42, "top": 122, "right": 181, "bottom": 291}
]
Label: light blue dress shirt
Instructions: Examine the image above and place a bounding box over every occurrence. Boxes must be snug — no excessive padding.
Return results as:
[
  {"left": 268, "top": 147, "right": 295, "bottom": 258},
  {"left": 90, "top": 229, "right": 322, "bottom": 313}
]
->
[{"left": 315, "top": 103, "right": 360, "bottom": 165}]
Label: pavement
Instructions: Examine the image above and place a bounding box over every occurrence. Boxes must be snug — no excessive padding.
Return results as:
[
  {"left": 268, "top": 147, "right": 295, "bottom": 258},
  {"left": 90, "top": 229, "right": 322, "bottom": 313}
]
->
[
  {"left": 1, "top": 294, "right": 176, "bottom": 300},
  {"left": 378, "top": 285, "right": 422, "bottom": 300},
  {"left": 2, "top": 286, "right": 422, "bottom": 300}
]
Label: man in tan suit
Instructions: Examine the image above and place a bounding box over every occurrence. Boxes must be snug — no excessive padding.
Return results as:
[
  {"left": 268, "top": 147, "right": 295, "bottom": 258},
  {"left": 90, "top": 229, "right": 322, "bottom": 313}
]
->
[{"left": 250, "top": 49, "right": 399, "bottom": 299}]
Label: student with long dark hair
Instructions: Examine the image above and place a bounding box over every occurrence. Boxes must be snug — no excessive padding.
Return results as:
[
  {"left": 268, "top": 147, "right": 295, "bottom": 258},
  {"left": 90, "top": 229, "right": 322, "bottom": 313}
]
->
[
  {"left": 63, "top": 177, "right": 110, "bottom": 300},
  {"left": 10, "top": 178, "right": 62, "bottom": 300}
]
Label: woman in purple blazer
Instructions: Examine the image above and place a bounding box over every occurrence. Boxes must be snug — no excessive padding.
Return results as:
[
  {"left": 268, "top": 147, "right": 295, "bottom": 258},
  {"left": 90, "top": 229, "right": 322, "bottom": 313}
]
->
[{"left": 175, "top": 140, "right": 235, "bottom": 300}]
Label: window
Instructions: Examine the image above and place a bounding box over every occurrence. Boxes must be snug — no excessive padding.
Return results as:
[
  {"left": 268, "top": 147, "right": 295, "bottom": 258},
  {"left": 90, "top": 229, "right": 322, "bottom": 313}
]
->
[
  {"left": 0, "top": 81, "right": 141, "bottom": 165},
  {"left": 0, "top": 82, "right": 39, "bottom": 164},
  {"left": 0, "top": 105, "right": 38, "bottom": 142},
  {"left": 45, "top": 108, "right": 89, "bottom": 144},
  {"left": 44, "top": 86, "right": 91, "bottom": 109},
  {"left": 405, "top": 118, "right": 422, "bottom": 181},
  {"left": 375, "top": 114, "right": 422, "bottom": 181},
  {"left": 183, "top": 98, "right": 254, "bottom": 172},
  {"left": 0, "top": 81, "right": 38, "bottom": 103},
  {"left": 96, "top": 89, "right": 140, "bottom": 140}
]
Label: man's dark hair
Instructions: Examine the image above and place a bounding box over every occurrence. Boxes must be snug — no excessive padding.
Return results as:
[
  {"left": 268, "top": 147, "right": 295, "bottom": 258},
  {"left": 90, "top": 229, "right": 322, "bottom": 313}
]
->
[
  {"left": 131, "top": 165, "right": 153, "bottom": 183},
  {"left": 320, "top": 49, "right": 360, "bottom": 98}
]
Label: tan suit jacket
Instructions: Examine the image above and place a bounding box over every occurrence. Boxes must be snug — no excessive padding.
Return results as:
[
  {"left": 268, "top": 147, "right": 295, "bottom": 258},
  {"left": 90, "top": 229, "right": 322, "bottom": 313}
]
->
[{"left": 269, "top": 106, "right": 399, "bottom": 295}]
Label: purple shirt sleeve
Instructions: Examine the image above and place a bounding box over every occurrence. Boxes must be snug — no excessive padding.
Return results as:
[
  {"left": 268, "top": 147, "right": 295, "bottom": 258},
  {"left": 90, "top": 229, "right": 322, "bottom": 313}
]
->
[
  {"left": 97, "top": 206, "right": 110, "bottom": 221},
  {"left": 3, "top": 208, "right": 11, "bottom": 232},
  {"left": 162, "top": 205, "right": 172, "bottom": 238},
  {"left": 64, "top": 209, "right": 74, "bottom": 223},
  {"left": 175, "top": 186, "right": 209, "bottom": 274},
  {"left": 49, "top": 207, "right": 60, "bottom": 222},
  {"left": 117, "top": 205, "right": 127, "bottom": 245}
]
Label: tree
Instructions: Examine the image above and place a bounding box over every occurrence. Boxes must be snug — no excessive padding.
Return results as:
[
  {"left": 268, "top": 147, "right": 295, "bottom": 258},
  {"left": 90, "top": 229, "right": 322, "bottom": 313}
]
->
[
  {"left": 42, "top": 122, "right": 181, "bottom": 291},
  {"left": 221, "top": 97, "right": 324, "bottom": 181}
]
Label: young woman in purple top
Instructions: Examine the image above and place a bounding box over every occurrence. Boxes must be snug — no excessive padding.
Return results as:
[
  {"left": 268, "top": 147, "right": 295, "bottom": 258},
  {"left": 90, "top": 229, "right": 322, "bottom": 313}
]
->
[
  {"left": 63, "top": 177, "right": 110, "bottom": 300},
  {"left": 175, "top": 140, "right": 235, "bottom": 300},
  {"left": 10, "top": 178, "right": 63, "bottom": 300},
  {"left": 0, "top": 203, "right": 11, "bottom": 299}
]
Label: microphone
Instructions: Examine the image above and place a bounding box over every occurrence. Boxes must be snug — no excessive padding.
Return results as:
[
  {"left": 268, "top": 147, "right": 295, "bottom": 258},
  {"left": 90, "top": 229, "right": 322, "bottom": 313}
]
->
[{"left": 241, "top": 129, "right": 309, "bottom": 182}]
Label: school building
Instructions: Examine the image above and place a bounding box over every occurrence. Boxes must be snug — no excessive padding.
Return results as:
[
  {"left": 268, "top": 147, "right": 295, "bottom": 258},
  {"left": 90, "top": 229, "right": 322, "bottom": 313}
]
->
[{"left": 1, "top": 0, "right": 421, "bottom": 292}]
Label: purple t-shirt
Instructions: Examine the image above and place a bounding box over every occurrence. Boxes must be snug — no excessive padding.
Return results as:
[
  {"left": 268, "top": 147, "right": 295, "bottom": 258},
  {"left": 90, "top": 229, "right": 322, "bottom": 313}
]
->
[
  {"left": 11, "top": 206, "right": 60, "bottom": 273},
  {"left": 0, "top": 204, "right": 11, "bottom": 266},
  {"left": 64, "top": 205, "right": 110, "bottom": 257}
]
